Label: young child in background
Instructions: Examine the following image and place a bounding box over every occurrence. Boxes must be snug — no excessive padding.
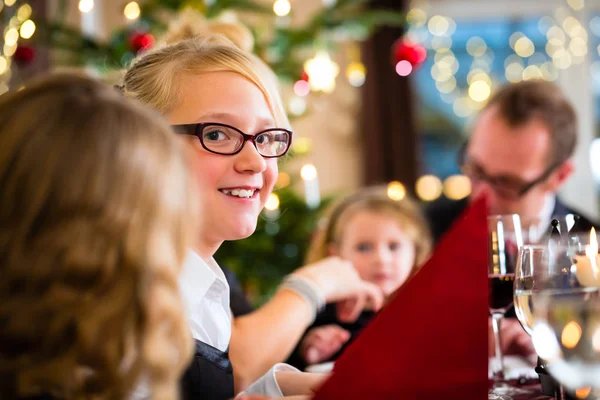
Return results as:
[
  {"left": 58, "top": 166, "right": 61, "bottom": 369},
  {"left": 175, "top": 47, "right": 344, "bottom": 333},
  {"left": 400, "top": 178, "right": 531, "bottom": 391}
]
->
[{"left": 287, "top": 186, "right": 432, "bottom": 371}]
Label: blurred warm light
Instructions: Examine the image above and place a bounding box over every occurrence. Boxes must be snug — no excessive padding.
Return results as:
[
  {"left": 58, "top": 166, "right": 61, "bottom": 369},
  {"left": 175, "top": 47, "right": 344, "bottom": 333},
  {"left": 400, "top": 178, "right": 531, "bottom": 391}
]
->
[
  {"left": 276, "top": 172, "right": 291, "bottom": 188},
  {"left": 293, "top": 80, "right": 310, "bottom": 97},
  {"left": 443, "top": 175, "right": 471, "bottom": 200},
  {"left": 0, "top": 83, "right": 8, "bottom": 95},
  {"left": 545, "top": 42, "right": 563, "bottom": 58},
  {"left": 468, "top": 80, "right": 491, "bottom": 102},
  {"left": 273, "top": 0, "right": 291, "bottom": 17},
  {"left": 17, "top": 4, "right": 32, "bottom": 21},
  {"left": 523, "top": 65, "right": 543, "bottom": 80},
  {"left": 431, "top": 63, "right": 453, "bottom": 81},
  {"left": 466, "top": 36, "right": 487, "bottom": 57},
  {"left": 292, "top": 137, "right": 312, "bottom": 155},
  {"left": 446, "top": 17, "right": 457, "bottom": 36},
  {"left": 561, "top": 321, "right": 582, "bottom": 349},
  {"left": 265, "top": 193, "right": 280, "bottom": 211},
  {"left": 434, "top": 53, "right": 459, "bottom": 74},
  {"left": 592, "top": 326, "right": 600, "bottom": 352},
  {"left": 553, "top": 49, "right": 572, "bottom": 69},
  {"left": 3, "top": 43, "right": 16, "bottom": 57},
  {"left": 124, "top": 1, "right": 141, "bottom": 20},
  {"left": 288, "top": 96, "right": 306, "bottom": 116},
  {"left": 4, "top": 28, "right": 19, "bottom": 46},
  {"left": 0, "top": 57, "right": 7, "bottom": 75},
  {"left": 406, "top": 8, "right": 427, "bottom": 27},
  {"left": 396, "top": 60, "right": 413, "bottom": 76},
  {"left": 453, "top": 97, "right": 473, "bottom": 118},
  {"left": 540, "top": 62, "right": 559, "bottom": 81},
  {"left": 78, "top": 0, "right": 93, "bottom": 12},
  {"left": 387, "top": 181, "right": 406, "bottom": 201},
  {"left": 568, "top": 0, "right": 585, "bottom": 10},
  {"left": 428, "top": 15, "right": 449, "bottom": 36},
  {"left": 19, "top": 19, "right": 35, "bottom": 39},
  {"left": 300, "top": 164, "right": 317, "bottom": 181},
  {"left": 514, "top": 36, "right": 535, "bottom": 57},
  {"left": 346, "top": 62, "right": 366, "bottom": 87},
  {"left": 575, "top": 387, "right": 591, "bottom": 399},
  {"left": 436, "top": 76, "right": 456, "bottom": 93},
  {"left": 4, "top": 0, "right": 16, "bottom": 6},
  {"left": 304, "top": 51, "right": 339, "bottom": 93},
  {"left": 509, "top": 32, "right": 524, "bottom": 49},
  {"left": 416, "top": 175, "right": 443, "bottom": 201},
  {"left": 569, "top": 25, "right": 588, "bottom": 40},
  {"left": 467, "top": 69, "right": 491, "bottom": 85},
  {"left": 569, "top": 37, "right": 588, "bottom": 57},
  {"left": 547, "top": 26, "right": 566, "bottom": 45},
  {"left": 562, "top": 16, "right": 581, "bottom": 36},
  {"left": 538, "top": 16, "right": 554, "bottom": 35},
  {"left": 505, "top": 63, "right": 524, "bottom": 83}
]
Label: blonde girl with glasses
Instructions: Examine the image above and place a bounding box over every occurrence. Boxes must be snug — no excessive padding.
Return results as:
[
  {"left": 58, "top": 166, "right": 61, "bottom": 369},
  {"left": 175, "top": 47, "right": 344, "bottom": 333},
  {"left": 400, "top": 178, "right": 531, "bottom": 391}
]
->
[{"left": 121, "top": 21, "right": 383, "bottom": 399}]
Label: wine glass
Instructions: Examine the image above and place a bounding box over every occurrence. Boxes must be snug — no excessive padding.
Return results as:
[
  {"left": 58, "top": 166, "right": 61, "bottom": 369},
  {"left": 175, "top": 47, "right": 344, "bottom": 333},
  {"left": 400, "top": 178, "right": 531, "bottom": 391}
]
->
[
  {"left": 488, "top": 214, "right": 530, "bottom": 399},
  {"left": 515, "top": 245, "right": 545, "bottom": 336},
  {"left": 514, "top": 216, "right": 583, "bottom": 400},
  {"left": 530, "top": 229, "right": 600, "bottom": 397}
]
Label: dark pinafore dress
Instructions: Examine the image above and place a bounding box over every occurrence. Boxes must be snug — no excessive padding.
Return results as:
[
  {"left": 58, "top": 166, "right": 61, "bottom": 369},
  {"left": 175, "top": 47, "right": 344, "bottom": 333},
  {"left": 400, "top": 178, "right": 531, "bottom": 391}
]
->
[{"left": 180, "top": 339, "right": 234, "bottom": 400}]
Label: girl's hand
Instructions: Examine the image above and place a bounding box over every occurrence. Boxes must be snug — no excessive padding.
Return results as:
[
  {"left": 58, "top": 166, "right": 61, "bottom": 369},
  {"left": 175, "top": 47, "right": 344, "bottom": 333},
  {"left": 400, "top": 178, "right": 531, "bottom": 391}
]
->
[
  {"left": 300, "top": 324, "right": 351, "bottom": 365},
  {"left": 293, "top": 256, "right": 384, "bottom": 322}
]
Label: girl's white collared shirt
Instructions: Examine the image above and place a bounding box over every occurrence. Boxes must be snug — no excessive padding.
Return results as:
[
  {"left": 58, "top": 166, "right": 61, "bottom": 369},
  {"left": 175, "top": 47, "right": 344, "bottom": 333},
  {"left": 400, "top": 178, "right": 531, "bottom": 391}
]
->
[{"left": 179, "top": 250, "right": 231, "bottom": 351}]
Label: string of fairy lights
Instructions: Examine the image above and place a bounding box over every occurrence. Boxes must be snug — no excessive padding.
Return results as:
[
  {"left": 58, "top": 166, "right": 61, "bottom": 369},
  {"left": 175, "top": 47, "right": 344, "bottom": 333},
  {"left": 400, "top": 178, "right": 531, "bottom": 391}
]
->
[
  {"left": 6, "top": 0, "right": 597, "bottom": 203},
  {"left": 0, "top": 0, "right": 36, "bottom": 94},
  {"left": 405, "top": 0, "right": 597, "bottom": 119}
]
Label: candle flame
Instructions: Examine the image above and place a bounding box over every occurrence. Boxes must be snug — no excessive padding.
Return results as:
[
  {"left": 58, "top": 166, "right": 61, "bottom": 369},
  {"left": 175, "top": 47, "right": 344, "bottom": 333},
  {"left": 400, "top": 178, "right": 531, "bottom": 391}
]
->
[
  {"left": 589, "top": 227, "right": 598, "bottom": 253},
  {"left": 586, "top": 227, "right": 598, "bottom": 257}
]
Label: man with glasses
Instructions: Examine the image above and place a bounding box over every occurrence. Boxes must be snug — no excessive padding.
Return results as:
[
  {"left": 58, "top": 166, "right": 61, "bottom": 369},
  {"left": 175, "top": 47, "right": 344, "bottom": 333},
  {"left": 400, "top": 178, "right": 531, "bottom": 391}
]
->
[{"left": 427, "top": 79, "right": 597, "bottom": 243}]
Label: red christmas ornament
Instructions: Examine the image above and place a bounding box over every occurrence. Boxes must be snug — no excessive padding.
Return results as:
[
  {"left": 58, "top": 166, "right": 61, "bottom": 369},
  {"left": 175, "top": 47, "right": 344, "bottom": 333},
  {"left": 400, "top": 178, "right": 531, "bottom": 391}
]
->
[
  {"left": 301, "top": 71, "right": 310, "bottom": 82},
  {"left": 13, "top": 45, "right": 36, "bottom": 65},
  {"left": 129, "top": 32, "right": 155, "bottom": 53},
  {"left": 392, "top": 38, "right": 427, "bottom": 69}
]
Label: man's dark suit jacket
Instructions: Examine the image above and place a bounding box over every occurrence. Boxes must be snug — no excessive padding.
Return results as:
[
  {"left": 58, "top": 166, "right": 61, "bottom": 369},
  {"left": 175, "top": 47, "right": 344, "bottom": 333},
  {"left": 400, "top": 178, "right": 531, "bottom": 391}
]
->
[{"left": 425, "top": 197, "right": 598, "bottom": 244}]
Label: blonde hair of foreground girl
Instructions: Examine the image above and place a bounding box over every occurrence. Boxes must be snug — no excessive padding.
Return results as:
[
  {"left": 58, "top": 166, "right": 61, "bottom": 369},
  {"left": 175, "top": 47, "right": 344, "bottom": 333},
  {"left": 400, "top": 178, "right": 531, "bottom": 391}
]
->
[{"left": 0, "top": 74, "right": 197, "bottom": 400}]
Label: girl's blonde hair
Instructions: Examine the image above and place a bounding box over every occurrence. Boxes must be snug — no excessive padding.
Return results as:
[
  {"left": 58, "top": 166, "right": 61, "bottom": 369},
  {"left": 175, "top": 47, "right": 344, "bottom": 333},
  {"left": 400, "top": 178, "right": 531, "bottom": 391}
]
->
[
  {"left": 122, "top": 32, "right": 290, "bottom": 129},
  {"left": 0, "top": 74, "right": 196, "bottom": 399},
  {"left": 306, "top": 186, "right": 432, "bottom": 275}
]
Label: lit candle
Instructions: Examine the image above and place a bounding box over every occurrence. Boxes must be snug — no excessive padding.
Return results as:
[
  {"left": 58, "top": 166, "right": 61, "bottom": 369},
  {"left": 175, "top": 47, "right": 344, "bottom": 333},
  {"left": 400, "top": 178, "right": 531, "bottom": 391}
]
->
[
  {"left": 574, "top": 228, "right": 600, "bottom": 287},
  {"left": 300, "top": 164, "right": 320, "bottom": 209}
]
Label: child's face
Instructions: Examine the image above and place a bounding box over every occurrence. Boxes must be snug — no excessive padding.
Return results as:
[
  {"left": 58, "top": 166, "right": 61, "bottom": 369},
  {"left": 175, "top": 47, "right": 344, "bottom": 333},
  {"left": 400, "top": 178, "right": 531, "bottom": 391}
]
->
[
  {"left": 334, "top": 210, "right": 416, "bottom": 296},
  {"left": 165, "top": 72, "right": 278, "bottom": 247}
]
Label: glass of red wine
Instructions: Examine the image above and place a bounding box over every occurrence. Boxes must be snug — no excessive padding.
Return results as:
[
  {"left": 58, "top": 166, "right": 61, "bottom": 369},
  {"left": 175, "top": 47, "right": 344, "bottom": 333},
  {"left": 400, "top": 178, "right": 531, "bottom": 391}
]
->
[{"left": 488, "top": 214, "right": 530, "bottom": 399}]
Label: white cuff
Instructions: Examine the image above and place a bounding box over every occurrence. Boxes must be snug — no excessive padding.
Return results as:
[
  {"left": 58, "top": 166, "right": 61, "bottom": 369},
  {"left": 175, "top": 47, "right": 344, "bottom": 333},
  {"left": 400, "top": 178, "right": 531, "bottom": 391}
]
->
[{"left": 237, "top": 363, "right": 300, "bottom": 398}]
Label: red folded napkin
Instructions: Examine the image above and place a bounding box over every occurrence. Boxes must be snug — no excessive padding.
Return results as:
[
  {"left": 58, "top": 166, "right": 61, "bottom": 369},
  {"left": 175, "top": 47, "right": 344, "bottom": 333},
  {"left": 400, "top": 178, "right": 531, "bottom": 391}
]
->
[{"left": 313, "top": 197, "right": 489, "bottom": 400}]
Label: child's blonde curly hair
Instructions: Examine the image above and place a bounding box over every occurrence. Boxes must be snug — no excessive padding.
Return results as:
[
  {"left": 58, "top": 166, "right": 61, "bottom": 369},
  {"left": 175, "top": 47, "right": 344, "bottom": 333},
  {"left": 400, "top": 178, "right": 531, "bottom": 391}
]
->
[{"left": 0, "top": 73, "right": 197, "bottom": 399}]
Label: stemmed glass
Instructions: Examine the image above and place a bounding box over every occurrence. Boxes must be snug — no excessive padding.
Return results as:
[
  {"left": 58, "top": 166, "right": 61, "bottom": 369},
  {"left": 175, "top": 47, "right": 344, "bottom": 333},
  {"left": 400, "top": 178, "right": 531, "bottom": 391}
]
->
[
  {"left": 530, "top": 229, "right": 600, "bottom": 398},
  {"left": 488, "top": 215, "right": 530, "bottom": 399},
  {"left": 514, "top": 216, "right": 581, "bottom": 400}
]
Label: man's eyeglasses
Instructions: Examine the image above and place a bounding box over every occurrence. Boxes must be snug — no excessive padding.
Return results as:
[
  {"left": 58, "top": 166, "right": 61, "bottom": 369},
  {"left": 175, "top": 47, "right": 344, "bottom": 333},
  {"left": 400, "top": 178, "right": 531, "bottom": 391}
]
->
[
  {"left": 457, "top": 143, "right": 561, "bottom": 200},
  {"left": 172, "top": 122, "right": 293, "bottom": 158}
]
